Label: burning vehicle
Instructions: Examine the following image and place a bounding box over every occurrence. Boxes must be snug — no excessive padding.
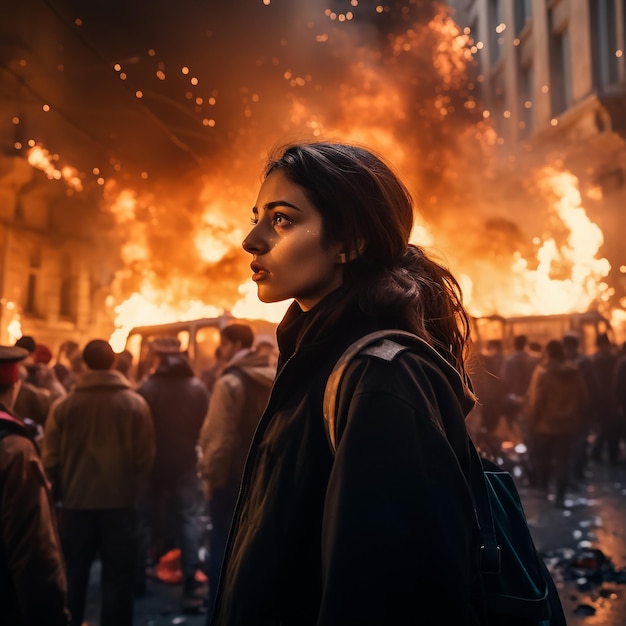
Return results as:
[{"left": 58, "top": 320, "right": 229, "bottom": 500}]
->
[{"left": 124, "top": 313, "right": 277, "bottom": 383}]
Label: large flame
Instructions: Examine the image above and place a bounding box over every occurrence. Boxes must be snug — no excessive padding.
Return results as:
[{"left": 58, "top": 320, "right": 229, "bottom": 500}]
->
[
  {"left": 102, "top": 7, "right": 616, "bottom": 351},
  {"left": 460, "top": 167, "right": 611, "bottom": 317}
]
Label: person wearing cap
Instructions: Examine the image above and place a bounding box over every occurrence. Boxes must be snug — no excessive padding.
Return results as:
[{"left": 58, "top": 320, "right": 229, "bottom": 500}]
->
[
  {"left": 136, "top": 336, "right": 210, "bottom": 611},
  {"left": 0, "top": 345, "right": 70, "bottom": 626},
  {"left": 42, "top": 339, "right": 156, "bottom": 626}
]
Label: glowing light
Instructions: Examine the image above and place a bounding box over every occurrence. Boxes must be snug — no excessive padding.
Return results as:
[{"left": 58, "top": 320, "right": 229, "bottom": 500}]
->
[
  {"left": 135, "top": 90, "right": 143, "bottom": 98},
  {"left": 182, "top": 66, "right": 190, "bottom": 75},
  {"left": 42, "top": 104, "right": 50, "bottom": 112},
  {"left": 26, "top": 145, "right": 83, "bottom": 190},
  {"left": 12, "top": 117, "right": 19, "bottom": 124}
]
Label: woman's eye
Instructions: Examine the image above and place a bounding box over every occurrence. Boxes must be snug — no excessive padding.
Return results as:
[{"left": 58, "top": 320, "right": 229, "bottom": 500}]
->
[{"left": 272, "top": 213, "right": 291, "bottom": 226}]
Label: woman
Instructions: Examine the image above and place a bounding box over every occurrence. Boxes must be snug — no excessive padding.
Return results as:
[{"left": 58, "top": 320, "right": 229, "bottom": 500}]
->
[{"left": 210, "top": 142, "right": 481, "bottom": 625}]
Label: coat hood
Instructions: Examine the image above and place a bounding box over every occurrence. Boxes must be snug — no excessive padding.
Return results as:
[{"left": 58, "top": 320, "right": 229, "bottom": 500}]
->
[{"left": 223, "top": 350, "right": 276, "bottom": 388}]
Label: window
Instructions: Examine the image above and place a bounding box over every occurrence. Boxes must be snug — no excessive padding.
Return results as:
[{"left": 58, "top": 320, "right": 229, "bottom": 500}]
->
[
  {"left": 24, "top": 250, "right": 41, "bottom": 315},
  {"left": 514, "top": 0, "right": 532, "bottom": 34},
  {"left": 488, "top": 0, "right": 504, "bottom": 65},
  {"left": 548, "top": 10, "right": 571, "bottom": 116},
  {"left": 590, "top": 0, "right": 620, "bottom": 89},
  {"left": 518, "top": 62, "right": 534, "bottom": 138},
  {"left": 59, "top": 255, "right": 75, "bottom": 318}
]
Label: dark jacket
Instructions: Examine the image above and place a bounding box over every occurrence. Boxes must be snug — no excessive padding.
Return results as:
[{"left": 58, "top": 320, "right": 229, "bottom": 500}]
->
[
  {"left": 210, "top": 290, "right": 480, "bottom": 626},
  {"left": 137, "top": 354, "right": 209, "bottom": 481},
  {"left": 0, "top": 406, "right": 69, "bottom": 626},
  {"left": 42, "top": 369, "right": 155, "bottom": 509},
  {"left": 527, "top": 358, "right": 587, "bottom": 435}
]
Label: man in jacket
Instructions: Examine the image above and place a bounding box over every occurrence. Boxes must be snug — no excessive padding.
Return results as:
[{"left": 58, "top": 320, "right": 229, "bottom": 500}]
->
[
  {"left": 137, "top": 336, "right": 210, "bottom": 611},
  {"left": 527, "top": 339, "right": 588, "bottom": 508},
  {"left": 0, "top": 345, "right": 70, "bottom": 626},
  {"left": 198, "top": 324, "right": 275, "bottom": 613},
  {"left": 43, "top": 339, "right": 155, "bottom": 626}
]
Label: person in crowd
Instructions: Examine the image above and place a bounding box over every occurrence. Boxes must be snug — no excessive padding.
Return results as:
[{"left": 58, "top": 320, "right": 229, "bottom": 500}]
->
[
  {"left": 53, "top": 341, "right": 82, "bottom": 391},
  {"left": 501, "top": 334, "right": 538, "bottom": 438},
  {"left": 613, "top": 346, "right": 626, "bottom": 461},
  {"left": 115, "top": 349, "right": 136, "bottom": 386},
  {"left": 42, "top": 339, "right": 155, "bottom": 626},
  {"left": 207, "top": 141, "right": 482, "bottom": 625},
  {"left": 0, "top": 345, "right": 70, "bottom": 626},
  {"left": 198, "top": 323, "right": 275, "bottom": 615},
  {"left": 32, "top": 343, "right": 67, "bottom": 404},
  {"left": 588, "top": 333, "right": 620, "bottom": 465},
  {"left": 562, "top": 332, "right": 595, "bottom": 482},
  {"left": 472, "top": 338, "right": 506, "bottom": 453},
  {"left": 13, "top": 335, "right": 51, "bottom": 425},
  {"left": 526, "top": 339, "right": 588, "bottom": 508},
  {"left": 137, "top": 336, "right": 210, "bottom": 612},
  {"left": 253, "top": 334, "right": 279, "bottom": 368}
]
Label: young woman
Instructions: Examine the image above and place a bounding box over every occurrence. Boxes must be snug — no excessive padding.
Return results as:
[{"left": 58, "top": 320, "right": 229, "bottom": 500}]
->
[{"left": 209, "top": 142, "right": 481, "bottom": 625}]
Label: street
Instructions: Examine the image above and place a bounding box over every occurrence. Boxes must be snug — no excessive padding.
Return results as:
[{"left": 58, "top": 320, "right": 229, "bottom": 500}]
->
[{"left": 81, "top": 459, "right": 626, "bottom": 625}]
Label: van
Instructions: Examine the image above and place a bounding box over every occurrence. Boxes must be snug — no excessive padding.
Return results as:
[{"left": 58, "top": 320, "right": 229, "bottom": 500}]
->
[{"left": 124, "top": 313, "right": 278, "bottom": 383}]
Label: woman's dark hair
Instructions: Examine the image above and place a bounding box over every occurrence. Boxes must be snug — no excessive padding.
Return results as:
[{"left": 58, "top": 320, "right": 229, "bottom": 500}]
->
[{"left": 264, "top": 141, "right": 472, "bottom": 376}]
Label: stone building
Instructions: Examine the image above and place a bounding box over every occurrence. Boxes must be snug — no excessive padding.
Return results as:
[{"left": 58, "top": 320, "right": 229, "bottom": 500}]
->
[
  {"left": 446, "top": 0, "right": 626, "bottom": 315},
  {"left": 0, "top": 152, "right": 117, "bottom": 352}
]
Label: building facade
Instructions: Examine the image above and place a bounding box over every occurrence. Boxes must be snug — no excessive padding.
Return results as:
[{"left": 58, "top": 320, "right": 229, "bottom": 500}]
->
[{"left": 447, "top": 0, "right": 626, "bottom": 317}]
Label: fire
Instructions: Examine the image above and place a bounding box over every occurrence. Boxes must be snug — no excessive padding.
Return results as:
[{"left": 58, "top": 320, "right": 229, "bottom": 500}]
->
[
  {"left": 26, "top": 145, "right": 83, "bottom": 191},
  {"left": 460, "top": 167, "right": 611, "bottom": 318},
  {"left": 5, "top": 4, "right": 621, "bottom": 352},
  {"left": 101, "top": 6, "right": 617, "bottom": 351}
]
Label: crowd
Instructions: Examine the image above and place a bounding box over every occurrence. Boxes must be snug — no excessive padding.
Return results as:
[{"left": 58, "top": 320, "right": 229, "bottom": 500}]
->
[
  {"left": 0, "top": 140, "right": 575, "bottom": 625},
  {"left": 472, "top": 330, "right": 626, "bottom": 508},
  {"left": 0, "top": 323, "right": 276, "bottom": 626}
]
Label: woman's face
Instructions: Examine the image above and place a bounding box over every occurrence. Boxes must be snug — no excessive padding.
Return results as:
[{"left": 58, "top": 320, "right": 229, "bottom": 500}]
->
[{"left": 242, "top": 169, "right": 345, "bottom": 311}]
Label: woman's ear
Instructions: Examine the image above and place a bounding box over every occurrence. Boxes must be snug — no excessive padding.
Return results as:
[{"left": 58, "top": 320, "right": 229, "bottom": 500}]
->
[{"left": 337, "top": 242, "right": 364, "bottom": 264}]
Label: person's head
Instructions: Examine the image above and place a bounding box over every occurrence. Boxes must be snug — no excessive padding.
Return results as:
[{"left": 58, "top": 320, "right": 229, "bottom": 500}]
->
[
  {"left": 562, "top": 332, "right": 580, "bottom": 355},
  {"left": 486, "top": 339, "right": 503, "bottom": 355},
  {"left": 513, "top": 335, "right": 527, "bottom": 351},
  {"left": 220, "top": 324, "right": 254, "bottom": 363},
  {"left": 0, "top": 346, "right": 28, "bottom": 408},
  {"left": 596, "top": 332, "right": 611, "bottom": 350},
  {"left": 15, "top": 335, "right": 36, "bottom": 364},
  {"left": 546, "top": 339, "right": 565, "bottom": 361},
  {"left": 34, "top": 344, "right": 53, "bottom": 366},
  {"left": 82, "top": 340, "right": 115, "bottom": 371},
  {"left": 242, "top": 141, "right": 471, "bottom": 373}
]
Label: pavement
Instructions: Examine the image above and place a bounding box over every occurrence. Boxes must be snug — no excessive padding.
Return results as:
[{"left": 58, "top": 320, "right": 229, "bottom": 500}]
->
[{"left": 80, "top": 456, "right": 626, "bottom": 626}]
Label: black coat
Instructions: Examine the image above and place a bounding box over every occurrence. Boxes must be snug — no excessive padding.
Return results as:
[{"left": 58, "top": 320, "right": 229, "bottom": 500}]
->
[
  {"left": 137, "top": 354, "right": 209, "bottom": 481},
  {"left": 210, "top": 291, "right": 481, "bottom": 626}
]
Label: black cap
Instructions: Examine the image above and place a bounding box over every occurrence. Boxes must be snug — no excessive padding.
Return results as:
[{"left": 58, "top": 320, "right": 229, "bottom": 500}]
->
[{"left": 15, "top": 336, "right": 36, "bottom": 353}]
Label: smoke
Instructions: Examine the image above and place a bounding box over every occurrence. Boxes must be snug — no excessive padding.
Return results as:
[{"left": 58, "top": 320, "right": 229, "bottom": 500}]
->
[{"left": 3, "top": 0, "right": 616, "bottom": 326}]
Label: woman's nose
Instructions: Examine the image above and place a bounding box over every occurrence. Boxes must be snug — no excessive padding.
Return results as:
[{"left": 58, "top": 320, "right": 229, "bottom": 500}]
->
[{"left": 242, "top": 226, "right": 265, "bottom": 254}]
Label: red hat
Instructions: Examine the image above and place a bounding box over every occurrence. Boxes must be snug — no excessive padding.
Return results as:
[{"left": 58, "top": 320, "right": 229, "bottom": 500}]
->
[
  {"left": 0, "top": 346, "right": 28, "bottom": 385},
  {"left": 34, "top": 344, "right": 53, "bottom": 365}
]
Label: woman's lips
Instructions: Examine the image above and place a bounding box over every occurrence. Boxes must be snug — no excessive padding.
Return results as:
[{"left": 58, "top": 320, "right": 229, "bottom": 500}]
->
[{"left": 251, "top": 263, "right": 268, "bottom": 281}]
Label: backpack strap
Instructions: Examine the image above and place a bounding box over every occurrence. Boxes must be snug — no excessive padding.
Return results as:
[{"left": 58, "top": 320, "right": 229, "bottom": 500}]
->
[
  {"left": 322, "top": 330, "right": 500, "bottom": 576},
  {"left": 0, "top": 411, "right": 29, "bottom": 441},
  {"left": 323, "top": 330, "right": 425, "bottom": 452}
]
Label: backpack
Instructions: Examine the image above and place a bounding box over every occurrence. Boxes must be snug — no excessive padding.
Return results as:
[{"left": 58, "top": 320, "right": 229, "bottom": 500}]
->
[{"left": 323, "top": 330, "right": 567, "bottom": 626}]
